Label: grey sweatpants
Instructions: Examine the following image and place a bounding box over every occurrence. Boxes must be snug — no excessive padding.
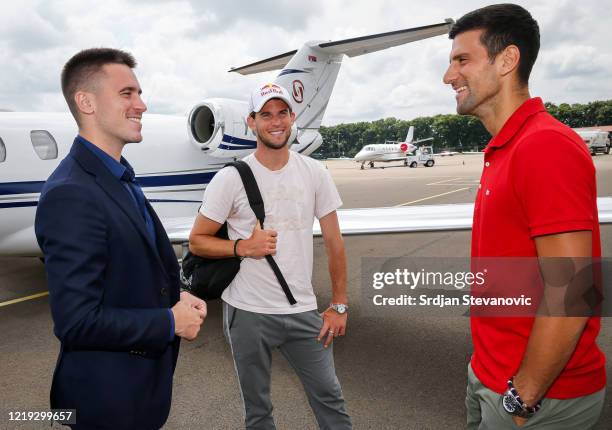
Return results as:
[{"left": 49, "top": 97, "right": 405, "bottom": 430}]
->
[
  {"left": 466, "top": 363, "right": 605, "bottom": 429},
  {"left": 223, "top": 302, "right": 352, "bottom": 430}
]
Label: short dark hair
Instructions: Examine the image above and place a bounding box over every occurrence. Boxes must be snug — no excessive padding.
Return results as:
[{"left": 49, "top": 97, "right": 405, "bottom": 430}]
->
[
  {"left": 61, "top": 48, "right": 137, "bottom": 124},
  {"left": 449, "top": 4, "right": 540, "bottom": 85}
]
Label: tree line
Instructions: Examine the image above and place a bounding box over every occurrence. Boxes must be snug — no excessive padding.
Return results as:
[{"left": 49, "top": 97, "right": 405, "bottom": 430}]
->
[{"left": 313, "top": 99, "right": 612, "bottom": 158}]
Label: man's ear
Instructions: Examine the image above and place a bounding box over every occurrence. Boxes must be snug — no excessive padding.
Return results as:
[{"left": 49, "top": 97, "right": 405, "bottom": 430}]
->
[
  {"left": 246, "top": 114, "right": 256, "bottom": 132},
  {"left": 290, "top": 110, "right": 296, "bottom": 124},
  {"left": 75, "top": 91, "right": 95, "bottom": 115},
  {"left": 499, "top": 44, "right": 520, "bottom": 78}
]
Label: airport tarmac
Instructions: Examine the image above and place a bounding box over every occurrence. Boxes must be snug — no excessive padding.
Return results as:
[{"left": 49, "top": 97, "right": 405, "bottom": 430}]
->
[{"left": 1, "top": 153, "right": 611, "bottom": 429}]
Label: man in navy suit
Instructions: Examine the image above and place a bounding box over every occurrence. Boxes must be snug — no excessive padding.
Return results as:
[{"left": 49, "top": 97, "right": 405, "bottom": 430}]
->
[{"left": 35, "top": 48, "right": 206, "bottom": 429}]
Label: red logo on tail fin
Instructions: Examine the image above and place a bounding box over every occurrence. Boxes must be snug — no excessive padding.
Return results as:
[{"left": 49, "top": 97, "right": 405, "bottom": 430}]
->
[{"left": 292, "top": 80, "right": 304, "bottom": 103}]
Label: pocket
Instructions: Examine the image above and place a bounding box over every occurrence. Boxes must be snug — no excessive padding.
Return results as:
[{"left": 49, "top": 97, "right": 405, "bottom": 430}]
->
[
  {"left": 467, "top": 362, "right": 480, "bottom": 389},
  {"left": 228, "top": 306, "right": 238, "bottom": 330},
  {"left": 294, "top": 310, "right": 324, "bottom": 337},
  {"left": 497, "top": 396, "right": 525, "bottom": 429},
  {"left": 223, "top": 302, "right": 239, "bottom": 334}
]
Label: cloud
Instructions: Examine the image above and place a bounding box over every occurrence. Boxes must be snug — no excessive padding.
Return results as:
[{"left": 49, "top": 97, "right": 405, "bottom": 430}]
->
[
  {"left": 0, "top": 0, "right": 610, "bottom": 122},
  {"left": 0, "top": 2, "right": 67, "bottom": 53},
  {"left": 188, "top": 0, "right": 323, "bottom": 33}
]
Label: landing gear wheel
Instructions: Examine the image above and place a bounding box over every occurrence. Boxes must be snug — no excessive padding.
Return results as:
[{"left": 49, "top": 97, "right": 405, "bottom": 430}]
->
[{"left": 369, "top": 162, "right": 374, "bottom": 168}]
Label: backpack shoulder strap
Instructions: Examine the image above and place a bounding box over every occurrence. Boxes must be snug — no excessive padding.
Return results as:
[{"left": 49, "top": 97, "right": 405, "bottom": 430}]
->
[
  {"left": 224, "top": 160, "right": 296, "bottom": 305},
  {"left": 225, "top": 161, "right": 265, "bottom": 224}
]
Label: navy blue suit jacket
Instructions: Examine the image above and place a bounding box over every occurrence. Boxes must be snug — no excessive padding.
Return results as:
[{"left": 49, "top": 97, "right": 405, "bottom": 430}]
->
[{"left": 35, "top": 141, "right": 181, "bottom": 430}]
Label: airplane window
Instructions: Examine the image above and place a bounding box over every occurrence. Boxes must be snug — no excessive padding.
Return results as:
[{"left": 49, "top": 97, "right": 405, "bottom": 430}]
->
[
  {"left": 0, "top": 137, "right": 5, "bottom": 162},
  {"left": 31, "top": 130, "right": 58, "bottom": 160}
]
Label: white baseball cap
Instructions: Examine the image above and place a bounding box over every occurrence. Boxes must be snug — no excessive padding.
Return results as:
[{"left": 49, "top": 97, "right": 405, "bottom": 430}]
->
[{"left": 248, "top": 83, "right": 293, "bottom": 114}]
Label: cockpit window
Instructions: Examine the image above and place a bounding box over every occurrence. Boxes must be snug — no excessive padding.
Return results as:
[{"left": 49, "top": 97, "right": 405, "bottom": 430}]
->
[
  {"left": 31, "top": 130, "right": 58, "bottom": 160},
  {"left": 0, "top": 136, "right": 5, "bottom": 162}
]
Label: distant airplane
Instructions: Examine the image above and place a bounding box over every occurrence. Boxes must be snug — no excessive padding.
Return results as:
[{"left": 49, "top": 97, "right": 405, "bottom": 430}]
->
[
  {"left": 353, "top": 126, "right": 434, "bottom": 169},
  {"left": 435, "top": 150, "right": 459, "bottom": 156},
  {"left": 0, "top": 20, "right": 455, "bottom": 256}
]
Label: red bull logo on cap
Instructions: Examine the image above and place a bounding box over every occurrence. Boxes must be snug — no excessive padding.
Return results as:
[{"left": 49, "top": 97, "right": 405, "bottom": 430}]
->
[{"left": 260, "top": 83, "right": 283, "bottom": 97}]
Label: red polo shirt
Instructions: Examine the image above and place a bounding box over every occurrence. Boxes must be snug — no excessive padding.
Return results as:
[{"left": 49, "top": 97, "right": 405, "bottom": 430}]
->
[{"left": 470, "top": 97, "right": 606, "bottom": 398}]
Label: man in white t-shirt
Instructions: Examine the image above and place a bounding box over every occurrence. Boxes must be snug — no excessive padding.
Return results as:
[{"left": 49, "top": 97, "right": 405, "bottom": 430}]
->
[{"left": 189, "top": 83, "right": 352, "bottom": 429}]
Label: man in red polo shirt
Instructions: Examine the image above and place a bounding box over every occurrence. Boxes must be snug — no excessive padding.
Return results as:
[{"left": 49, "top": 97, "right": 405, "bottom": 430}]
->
[{"left": 443, "top": 4, "right": 606, "bottom": 429}]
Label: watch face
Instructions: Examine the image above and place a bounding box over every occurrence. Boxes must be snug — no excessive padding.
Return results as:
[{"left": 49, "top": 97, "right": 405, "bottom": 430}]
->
[
  {"left": 502, "top": 394, "right": 518, "bottom": 414},
  {"left": 333, "top": 304, "right": 347, "bottom": 313}
]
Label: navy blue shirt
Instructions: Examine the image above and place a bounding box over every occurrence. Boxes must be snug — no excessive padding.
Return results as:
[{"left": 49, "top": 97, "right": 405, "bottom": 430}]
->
[{"left": 77, "top": 136, "right": 175, "bottom": 341}]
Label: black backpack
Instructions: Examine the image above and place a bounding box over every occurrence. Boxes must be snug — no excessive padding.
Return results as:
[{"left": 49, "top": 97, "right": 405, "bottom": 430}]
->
[{"left": 180, "top": 160, "right": 296, "bottom": 305}]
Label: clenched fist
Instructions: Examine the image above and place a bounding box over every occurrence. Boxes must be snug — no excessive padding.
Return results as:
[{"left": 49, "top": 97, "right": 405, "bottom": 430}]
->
[
  {"left": 236, "top": 221, "right": 277, "bottom": 259},
  {"left": 171, "top": 300, "right": 204, "bottom": 341}
]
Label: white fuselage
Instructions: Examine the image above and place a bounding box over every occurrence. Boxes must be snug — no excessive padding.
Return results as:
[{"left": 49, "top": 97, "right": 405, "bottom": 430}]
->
[
  {"left": 354, "top": 142, "right": 415, "bottom": 163},
  {"left": 0, "top": 111, "right": 261, "bottom": 255}
]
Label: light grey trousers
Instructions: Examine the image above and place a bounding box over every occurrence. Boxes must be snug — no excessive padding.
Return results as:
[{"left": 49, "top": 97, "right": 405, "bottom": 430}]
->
[
  {"left": 466, "top": 363, "right": 605, "bottom": 429},
  {"left": 223, "top": 302, "right": 352, "bottom": 430}
]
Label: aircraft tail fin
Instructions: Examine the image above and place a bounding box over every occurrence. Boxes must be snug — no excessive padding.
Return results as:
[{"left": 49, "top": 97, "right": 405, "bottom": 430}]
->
[
  {"left": 230, "top": 19, "right": 453, "bottom": 153},
  {"left": 405, "top": 126, "right": 415, "bottom": 143}
]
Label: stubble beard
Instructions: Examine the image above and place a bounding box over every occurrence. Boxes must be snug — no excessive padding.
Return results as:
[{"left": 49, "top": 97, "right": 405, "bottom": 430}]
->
[
  {"left": 456, "top": 74, "right": 500, "bottom": 118},
  {"left": 456, "top": 92, "right": 478, "bottom": 116},
  {"left": 257, "top": 128, "right": 290, "bottom": 150}
]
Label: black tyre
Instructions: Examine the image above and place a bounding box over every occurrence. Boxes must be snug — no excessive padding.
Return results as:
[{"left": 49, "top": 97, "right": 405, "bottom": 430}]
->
[
  {"left": 410, "top": 162, "right": 417, "bottom": 168},
  {"left": 425, "top": 159, "right": 434, "bottom": 167}
]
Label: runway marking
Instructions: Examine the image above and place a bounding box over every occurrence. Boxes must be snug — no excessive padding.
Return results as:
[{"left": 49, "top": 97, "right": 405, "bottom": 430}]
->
[
  {"left": 0, "top": 291, "right": 49, "bottom": 308},
  {"left": 426, "top": 177, "right": 480, "bottom": 186},
  {"left": 426, "top": 177, "right": 464, "bottom": 185},
  {"left": 394, "top": 187, "right": 472, "bottom": 207}
]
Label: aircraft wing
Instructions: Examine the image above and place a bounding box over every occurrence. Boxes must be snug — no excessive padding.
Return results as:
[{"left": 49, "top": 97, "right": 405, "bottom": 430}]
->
[
  {"left": 317, "top": 20, "right": 454, "bottom": 58},
  {"left": 5, "top": 198, "right": 612, "bottom": 256},
  {"left": 413, "top": 137, "right": 434, "bottom": 144},
  {"left": 163, "top": 197, "right": 612, "bottom": 243},
  {"left": 229, "top": 50, "right": 297, "bottom": 75},
  {"left": 230, "top": 20, "right": 454, "bottom": 75}
]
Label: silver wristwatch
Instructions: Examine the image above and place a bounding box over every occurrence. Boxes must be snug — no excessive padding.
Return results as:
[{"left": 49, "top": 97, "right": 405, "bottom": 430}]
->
[{"left": 330, "top": 303, "right": 348, "bottom": 314}]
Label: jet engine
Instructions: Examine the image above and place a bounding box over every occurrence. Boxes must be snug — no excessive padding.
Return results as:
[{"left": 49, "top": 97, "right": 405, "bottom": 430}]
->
[{"left": 187, "top": 98, "right": 255, "bottom": 159}]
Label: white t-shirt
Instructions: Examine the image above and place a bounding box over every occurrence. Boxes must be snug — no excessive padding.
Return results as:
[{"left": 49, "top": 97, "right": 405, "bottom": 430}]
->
[{"left": 199, "top": 152, "right": 342, "bottom": 314}]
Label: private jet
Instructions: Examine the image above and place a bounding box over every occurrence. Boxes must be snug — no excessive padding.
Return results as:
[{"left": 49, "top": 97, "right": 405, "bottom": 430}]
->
[
  {"left": 353, "top": 126, "right": 434, "bottom": 169},
  {"left": 0, "top": 20, "right": 458, "bottom": 256}
]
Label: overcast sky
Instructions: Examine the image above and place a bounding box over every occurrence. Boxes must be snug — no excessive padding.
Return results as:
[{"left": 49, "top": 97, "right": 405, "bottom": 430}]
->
[{"left": 1, "top": 0, "right": 611, "bottom": 125}]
